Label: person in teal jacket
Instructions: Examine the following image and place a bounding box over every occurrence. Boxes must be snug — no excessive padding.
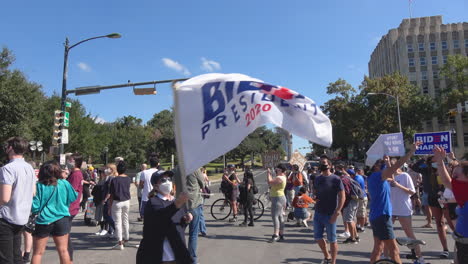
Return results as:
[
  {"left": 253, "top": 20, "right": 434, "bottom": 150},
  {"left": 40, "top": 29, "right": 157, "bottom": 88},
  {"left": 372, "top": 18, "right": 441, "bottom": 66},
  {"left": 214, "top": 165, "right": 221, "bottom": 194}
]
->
[{"left": 30, "top": 161, "right": 77, "bottom": 264}]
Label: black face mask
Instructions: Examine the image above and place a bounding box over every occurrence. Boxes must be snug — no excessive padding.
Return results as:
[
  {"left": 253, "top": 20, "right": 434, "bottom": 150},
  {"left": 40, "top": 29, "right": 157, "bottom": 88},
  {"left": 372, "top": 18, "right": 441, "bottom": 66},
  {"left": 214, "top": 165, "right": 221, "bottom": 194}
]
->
[{"left": 319, "top": 164, "right": 329, "bottom": 171}]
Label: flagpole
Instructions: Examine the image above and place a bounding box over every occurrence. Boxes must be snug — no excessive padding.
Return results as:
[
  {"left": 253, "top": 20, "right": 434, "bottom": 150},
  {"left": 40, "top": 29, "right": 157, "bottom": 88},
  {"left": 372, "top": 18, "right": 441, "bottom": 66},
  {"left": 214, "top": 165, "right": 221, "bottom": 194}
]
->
[
  {"left": 408, "top": 0, "right": 412, "bottom": 19},
  {"left": 172, "top": 80, "right": 188, "bottom": 194}
]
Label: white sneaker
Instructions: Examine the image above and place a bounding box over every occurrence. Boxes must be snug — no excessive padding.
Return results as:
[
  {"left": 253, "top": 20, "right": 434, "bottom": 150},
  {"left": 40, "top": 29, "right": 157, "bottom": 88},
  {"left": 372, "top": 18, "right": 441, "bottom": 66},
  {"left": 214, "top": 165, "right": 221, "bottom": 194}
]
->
[
  {"left": 302, "top": 219, "right": 308, "bottom": 228},
  {"left": 95, "top": 230, "right": 103, "bottom": 235},
  {"left": 112, "top": 243, "right": 124, "bottom": 250},
  {"left": 338, "top": 231, "right": 350, "bottom": 238},
  {"left": 99, "top": 230, "right": 108, "bottom": 236}
]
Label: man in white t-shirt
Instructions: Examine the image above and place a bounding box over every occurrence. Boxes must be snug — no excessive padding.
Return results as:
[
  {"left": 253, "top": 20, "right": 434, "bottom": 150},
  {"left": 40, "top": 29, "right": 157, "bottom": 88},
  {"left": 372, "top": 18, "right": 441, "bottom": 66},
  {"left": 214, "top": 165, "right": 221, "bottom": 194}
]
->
[
  {"left": 389, "top": 162, "right": 425, "bottom": 264},
  {"left": 139, "top": 155, "right": 164, "bottom": 219}
]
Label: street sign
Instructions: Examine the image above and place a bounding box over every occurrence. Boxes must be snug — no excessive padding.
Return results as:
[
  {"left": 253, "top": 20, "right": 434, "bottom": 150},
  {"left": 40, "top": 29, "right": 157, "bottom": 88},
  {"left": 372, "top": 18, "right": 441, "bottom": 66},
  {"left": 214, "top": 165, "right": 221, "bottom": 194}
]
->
[
  {"left": 64, "top": 112, "right": 70, "bottom": 127},
  {"left": 65, "top": 102, "right": 72, "bottom": 108},
  {"left": 465, "top": 101, "right": 468, "bottom": 113},
  {"left": 60, "top": 154, "right": 66, "bottom": 165},
  {"left": 61, "top": 129, "right": 69, "bottom": 144}
]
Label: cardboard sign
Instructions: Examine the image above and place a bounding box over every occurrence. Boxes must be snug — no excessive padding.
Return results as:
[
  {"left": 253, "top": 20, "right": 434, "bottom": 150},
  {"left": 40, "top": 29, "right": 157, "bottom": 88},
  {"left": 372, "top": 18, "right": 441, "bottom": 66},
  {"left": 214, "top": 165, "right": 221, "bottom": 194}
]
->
[
  {"left": 414, "top": 131, "right": 451, "bottom": 155},
  {"left": 262, "top": 151, "right": 282, "bottom": 169},
  {"left": 289, "top": 150, "right": 308, "bottom": 171},
  {"left": 366, "top": 132, "right": 405, "bottom": 166}
]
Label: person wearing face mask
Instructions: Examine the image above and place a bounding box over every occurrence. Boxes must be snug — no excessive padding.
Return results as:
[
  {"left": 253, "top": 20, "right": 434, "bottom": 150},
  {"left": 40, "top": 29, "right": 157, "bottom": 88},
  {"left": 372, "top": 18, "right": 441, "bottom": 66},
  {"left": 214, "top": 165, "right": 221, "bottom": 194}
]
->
[
  {"left": 108, "top": 161, "right": 132, "bottom": 250},
  {"left": 413, "top": 155, "right": 450, "bottom": 258},
  {"left": 267, "top": 164, "right": 287, "bottom": 243},
  {"left": 92, "top": 167, "right": 108, "bottom": 236},
  {"left": 136, "top": 171, "right": 193, "bottom": 264},
  {"left": 102, "top": 164, "right": 117, "bottom": 238},
  {"left": 313, "top": 156, "right": 345, "bottom": 264}
]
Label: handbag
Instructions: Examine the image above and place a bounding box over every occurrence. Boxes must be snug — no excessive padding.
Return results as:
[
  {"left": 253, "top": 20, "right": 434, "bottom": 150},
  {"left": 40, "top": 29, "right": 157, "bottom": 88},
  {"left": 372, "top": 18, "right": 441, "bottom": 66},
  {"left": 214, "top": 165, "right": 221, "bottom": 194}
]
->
[
  {"left": 24, "top": 186, "right": 56, "bottom": 233},
  {"left": 201, "top": 186, "right": 211, "bottom": 199}
]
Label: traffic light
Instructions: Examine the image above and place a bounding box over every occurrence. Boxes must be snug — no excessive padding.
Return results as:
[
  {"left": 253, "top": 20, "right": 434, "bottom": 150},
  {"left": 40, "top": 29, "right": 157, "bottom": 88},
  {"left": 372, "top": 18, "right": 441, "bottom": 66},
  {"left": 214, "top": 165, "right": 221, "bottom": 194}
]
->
[
  {"left": 447, "top": 109, "right": 458, "bottom": 117},
  {"left": 52, "top": 110, "right": 64, "bottom": 145}
]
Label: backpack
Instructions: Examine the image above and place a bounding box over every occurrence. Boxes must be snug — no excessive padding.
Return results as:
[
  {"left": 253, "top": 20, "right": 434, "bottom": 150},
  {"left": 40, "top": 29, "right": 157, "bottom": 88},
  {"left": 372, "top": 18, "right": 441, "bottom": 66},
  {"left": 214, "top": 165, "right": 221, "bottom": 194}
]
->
[
  {"left": 220, "top": 179, "right": 232, "bottom": 194},
  {"left": 252, "top": 184, "right": 259, "bottom": 194},
  {"left": 348, "top": 177, "right": 365, "bottom": 200}
]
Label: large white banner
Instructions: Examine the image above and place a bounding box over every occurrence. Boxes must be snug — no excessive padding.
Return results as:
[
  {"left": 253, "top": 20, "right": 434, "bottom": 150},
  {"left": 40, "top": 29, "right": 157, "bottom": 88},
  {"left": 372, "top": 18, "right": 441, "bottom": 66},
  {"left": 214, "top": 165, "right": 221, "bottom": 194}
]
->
[
  {"left": 365, "top": 132, "right": 405, "bottom": 166},
  {"left": 173, "top": 73, "right": 332, "bottom": 176}
]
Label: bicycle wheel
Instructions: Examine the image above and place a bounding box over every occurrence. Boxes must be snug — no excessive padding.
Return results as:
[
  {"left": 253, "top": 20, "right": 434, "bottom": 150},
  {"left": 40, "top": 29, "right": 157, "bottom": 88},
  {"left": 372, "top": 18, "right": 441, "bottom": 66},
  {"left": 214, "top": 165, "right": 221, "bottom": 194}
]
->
[
  {"left": 253, "top": 199, "right": 264, "bottom": 220},
  {"left": 211, "top": 198, "right": 232, "bottom": 220}
]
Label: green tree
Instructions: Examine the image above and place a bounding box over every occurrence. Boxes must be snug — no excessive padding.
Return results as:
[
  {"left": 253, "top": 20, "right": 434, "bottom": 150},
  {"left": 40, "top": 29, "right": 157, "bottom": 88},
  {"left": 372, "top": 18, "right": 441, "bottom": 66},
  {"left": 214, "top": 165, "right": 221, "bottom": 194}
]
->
[
  {"left": 147, "top": 109, "right": 176, "bottom": 162},
  {"left": 439, "top": 54, "right": 468, "bottom": 111}
]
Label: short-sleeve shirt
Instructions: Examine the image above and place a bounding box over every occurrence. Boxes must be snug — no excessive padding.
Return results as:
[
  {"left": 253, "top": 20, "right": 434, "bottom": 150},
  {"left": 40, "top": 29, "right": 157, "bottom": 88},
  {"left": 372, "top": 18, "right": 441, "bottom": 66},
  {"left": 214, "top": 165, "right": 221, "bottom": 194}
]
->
[
  {"left": 354, "top": 174, "right": 367, "bottom": 198},
  {"left": 0, "top": 158, "right": 35, "bottom": 225},
  {"left": 110, "top": 176, "right": 132, "bottom": 201},
  {"left": 314, "top": 174, "right": 344, "bottom": 215},
  {"left": 141, "top": 168, "right": 158, "bottom": 202},
  {"left": 390, "top": 172, "right": 415, "bottom": 216},
  {"left": 67, "top": 169, "right": 83, "bottom": 216},
  {"left": 368, "top": 171, "right": 392, "bottom": 221}
]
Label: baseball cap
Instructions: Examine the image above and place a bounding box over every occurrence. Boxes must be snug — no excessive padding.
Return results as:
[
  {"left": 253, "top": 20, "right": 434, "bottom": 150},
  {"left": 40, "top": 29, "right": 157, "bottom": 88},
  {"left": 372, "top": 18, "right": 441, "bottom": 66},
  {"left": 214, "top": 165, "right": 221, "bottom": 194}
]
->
[
  {"left": 227, "top": 164, "right": 235, "bottom": 169},
  {"left": 346, "top": 169, "right": 356, "bottom": 176}
]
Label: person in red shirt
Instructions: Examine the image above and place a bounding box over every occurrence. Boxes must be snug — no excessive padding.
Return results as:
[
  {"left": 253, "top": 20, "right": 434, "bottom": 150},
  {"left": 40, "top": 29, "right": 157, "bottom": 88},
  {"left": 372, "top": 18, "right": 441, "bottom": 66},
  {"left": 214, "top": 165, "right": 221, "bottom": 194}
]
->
[
  {"left": 66, "top": 153, "right": 84, "bottom": 262},
  {"left": 289, "top": 164, "right": 304, "bottom": 194},
  {"left": 292, "top": 187, "right": 315, "bottom": 227}
]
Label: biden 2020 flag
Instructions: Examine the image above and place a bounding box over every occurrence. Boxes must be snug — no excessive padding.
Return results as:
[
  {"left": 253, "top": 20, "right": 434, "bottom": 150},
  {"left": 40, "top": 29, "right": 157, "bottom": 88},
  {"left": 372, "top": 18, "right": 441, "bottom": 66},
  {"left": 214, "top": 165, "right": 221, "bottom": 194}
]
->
[{"left": 173, "top": 73, "right": 332, "bottom": 176}]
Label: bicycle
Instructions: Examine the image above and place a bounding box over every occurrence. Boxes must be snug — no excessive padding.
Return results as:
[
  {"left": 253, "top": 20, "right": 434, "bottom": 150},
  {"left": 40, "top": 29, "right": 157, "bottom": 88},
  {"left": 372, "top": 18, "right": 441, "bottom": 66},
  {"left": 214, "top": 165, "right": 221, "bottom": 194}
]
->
[
  {"left": 257, "top": 190, "right": 271, "bottom": 209},
  {"left": 374, "top": 237, "right": 427, "bottom": 264},
  {"left": 210, "top": 197, "right": 264, "bottom": 221}
]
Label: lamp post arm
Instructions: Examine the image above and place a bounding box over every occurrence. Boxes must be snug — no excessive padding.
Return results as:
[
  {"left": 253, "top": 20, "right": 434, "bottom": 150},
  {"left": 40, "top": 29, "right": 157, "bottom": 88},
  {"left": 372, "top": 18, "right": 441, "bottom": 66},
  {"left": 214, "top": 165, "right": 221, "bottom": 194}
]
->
[{"left": 69, "top": 35, "right": 111, "bottom": 50}]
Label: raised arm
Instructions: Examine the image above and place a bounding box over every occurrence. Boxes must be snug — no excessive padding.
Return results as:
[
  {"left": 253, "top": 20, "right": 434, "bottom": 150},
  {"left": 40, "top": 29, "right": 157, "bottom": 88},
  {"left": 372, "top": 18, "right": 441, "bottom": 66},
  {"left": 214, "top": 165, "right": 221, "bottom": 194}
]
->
[
  {"left": 382, "top": 142, "right": 421, "bottom": 180},
  {"left": 433, "top": 146, "right": 452, "bottom": 190}
]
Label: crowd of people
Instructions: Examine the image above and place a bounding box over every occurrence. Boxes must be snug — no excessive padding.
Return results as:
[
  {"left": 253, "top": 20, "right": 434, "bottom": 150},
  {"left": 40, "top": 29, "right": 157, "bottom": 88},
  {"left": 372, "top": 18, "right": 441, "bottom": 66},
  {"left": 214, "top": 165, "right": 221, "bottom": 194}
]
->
[{"left": 0, "top": 136, "right": 467, "bottom": 264}]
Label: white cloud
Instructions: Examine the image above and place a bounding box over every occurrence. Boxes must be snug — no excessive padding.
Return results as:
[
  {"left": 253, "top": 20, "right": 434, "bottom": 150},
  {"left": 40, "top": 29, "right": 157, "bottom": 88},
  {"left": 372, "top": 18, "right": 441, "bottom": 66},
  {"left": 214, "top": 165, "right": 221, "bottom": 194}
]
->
[
  {"left": 201, "top": 57, "right": 221, "bottom": 72},
  {"left": 94, "top": 117, "right": 106, "bottom": 124},
  {"left": 77, "top": 62, "right": 91, "bottom": 72},
  {"left": 161, "top": 58, "right": 191, "bottom": 76}
]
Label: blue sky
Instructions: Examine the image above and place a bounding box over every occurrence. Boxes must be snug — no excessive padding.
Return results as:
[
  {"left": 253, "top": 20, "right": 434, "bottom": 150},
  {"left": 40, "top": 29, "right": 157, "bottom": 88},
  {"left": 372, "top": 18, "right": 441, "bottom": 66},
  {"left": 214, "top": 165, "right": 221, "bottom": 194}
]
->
[{"left": 2, "top": 0, "right": 466, "bottom": 155}]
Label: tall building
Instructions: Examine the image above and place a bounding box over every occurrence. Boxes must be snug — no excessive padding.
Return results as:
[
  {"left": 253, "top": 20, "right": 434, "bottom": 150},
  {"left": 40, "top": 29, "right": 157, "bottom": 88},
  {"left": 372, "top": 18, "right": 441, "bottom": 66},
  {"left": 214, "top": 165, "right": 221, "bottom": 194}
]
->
[
  {"left": 276, "top": 128, "right": 292, "bottom": 161},
  {"left": 368, "top": 15, "right": 468, "bottom": 157}
]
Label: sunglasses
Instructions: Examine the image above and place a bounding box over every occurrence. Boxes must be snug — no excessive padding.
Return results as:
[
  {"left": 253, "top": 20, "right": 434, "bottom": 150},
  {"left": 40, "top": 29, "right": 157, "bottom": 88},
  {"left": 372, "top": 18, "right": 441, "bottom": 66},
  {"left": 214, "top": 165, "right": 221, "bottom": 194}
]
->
[{"left": 160, "top": 178, "right": 172, "bottom": 183}]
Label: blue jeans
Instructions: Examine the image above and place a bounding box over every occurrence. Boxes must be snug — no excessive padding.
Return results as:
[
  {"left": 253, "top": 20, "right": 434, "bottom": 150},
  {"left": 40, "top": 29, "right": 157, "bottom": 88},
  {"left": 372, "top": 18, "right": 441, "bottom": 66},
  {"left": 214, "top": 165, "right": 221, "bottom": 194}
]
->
[
  {"left": 189, "top": 205, "right": 203, "bottom": 263},
  {"left": 199, "top": 200, "right": 207, "bottom": 235},
  {"left": 313, "top": 212, "right": 337, "bottom": 243}
]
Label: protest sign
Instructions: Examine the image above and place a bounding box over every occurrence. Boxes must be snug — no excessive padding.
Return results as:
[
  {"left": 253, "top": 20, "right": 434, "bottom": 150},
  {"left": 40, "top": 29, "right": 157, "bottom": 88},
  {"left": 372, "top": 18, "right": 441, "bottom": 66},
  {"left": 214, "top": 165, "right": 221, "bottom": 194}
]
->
[
  {"left": 289, "top": 150, "right": 308, "bottom": 171},
  {"left": 414, "top": 131, "right": 451, "bottom": 155},
  {"left": 262, "top": 151, "right": 282, "bottom": 169},
  {"left": 366, "top": 132, "right": 405, "bottom": 166},
  {"left": 173, "top": 73, "right": 333, "bottom": 177}
]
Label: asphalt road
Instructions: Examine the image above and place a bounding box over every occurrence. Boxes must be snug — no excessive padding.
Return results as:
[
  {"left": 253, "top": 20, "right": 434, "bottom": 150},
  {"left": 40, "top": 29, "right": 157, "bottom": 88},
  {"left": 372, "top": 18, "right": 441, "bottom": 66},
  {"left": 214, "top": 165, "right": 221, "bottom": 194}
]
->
[{"left": 40, "top": 169, "right": 455, "bottom": 264}]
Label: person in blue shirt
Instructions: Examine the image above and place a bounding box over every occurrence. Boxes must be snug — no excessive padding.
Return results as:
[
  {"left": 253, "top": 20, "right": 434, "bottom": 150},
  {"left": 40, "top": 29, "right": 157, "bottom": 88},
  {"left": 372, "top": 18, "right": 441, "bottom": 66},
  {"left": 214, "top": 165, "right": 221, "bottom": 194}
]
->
[
  {"left": 353, "top": 168, "right": 368, "bottom": 232},
  {"left": 31, "top": 160, "right": 78, "bottom": 264},
  {"left": 368, "top": 142, "right": 421, "bottom": 264}
]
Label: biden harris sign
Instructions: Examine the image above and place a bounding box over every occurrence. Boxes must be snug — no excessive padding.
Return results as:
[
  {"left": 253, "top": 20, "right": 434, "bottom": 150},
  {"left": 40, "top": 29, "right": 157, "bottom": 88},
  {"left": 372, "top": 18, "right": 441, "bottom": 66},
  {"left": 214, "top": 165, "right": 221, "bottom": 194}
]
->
[
  {"left": 173, "top": 73, "right": 332, "bottom": 176},
  {"left": 414, "top": 131, "right": 452, "bottom": 155}
]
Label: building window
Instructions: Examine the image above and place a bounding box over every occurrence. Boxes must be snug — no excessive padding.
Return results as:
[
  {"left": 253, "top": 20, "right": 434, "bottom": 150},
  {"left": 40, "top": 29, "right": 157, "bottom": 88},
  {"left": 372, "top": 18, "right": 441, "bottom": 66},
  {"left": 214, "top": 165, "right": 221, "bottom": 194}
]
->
[
  {"left": 453, "top": 39, "right": 459, "bottom": 49},
  {"left": 422, "top": 86, "right": 429, "bottom": 94},
  {"left": 465, "top": 39, "right": 468, "bottom": 48},
  {"left": 464, "top": 133, "right": 468, "bottom": 147},
  {"left": 432, "top": 56, "right": 438, "bottom": 65},
  {"left": 433, "top": 71, "right": 439, "bottom": 79},
  {"left": 421, "top": 71, "right": 427, "bottom": 80},
  {"left": 443, "top": 55, "right": 448, "bottom": 64},
  {"left": 418, "top": 43, "right": 424, "bottom": 51},
  {"left": 407, "top": 44, "right": 413, "bottom": 52},
  {"left": 442, "top": 41, "right": 448, "bottom": 50},
  {"left": 430, "top": 42, "right": 436, "bottom": 50},
  {"left": 453, "top": 133, "right": 458, "bottom": 147},
  {"left": 409, "top": 58, "right": 415, "bottom": 67},
  {"left": 420, "top": 57, "right": 426, "bottom": 66}
]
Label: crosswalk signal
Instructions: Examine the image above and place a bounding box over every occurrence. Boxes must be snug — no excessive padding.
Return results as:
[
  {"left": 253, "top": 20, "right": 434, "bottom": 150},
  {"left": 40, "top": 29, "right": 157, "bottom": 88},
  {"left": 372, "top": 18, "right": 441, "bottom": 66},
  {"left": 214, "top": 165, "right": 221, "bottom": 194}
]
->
[{"left": 52, "top": 110, "right": 64, "bottom": 145}]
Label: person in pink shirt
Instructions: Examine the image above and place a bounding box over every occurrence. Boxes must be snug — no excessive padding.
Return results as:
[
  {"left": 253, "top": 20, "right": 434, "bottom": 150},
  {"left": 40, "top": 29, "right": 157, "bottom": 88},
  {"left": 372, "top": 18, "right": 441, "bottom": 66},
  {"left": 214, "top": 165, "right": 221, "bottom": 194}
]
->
[{"left": 66, "top": 153, "right": 84, "bottom": 263}]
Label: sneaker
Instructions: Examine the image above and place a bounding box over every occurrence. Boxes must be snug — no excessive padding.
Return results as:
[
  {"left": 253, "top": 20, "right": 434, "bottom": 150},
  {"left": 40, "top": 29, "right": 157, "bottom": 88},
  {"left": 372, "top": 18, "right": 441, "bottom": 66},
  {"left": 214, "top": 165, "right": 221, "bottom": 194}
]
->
[
  {"left": 357, "top": 227, "right": 365, "bottom": 233},
  {"left": 112, "top": 243, "right": 124, "bottom": 250},
  {"left": 137, "top": 217, "right": 142, "bottom": 222},
  {"left": 107, "top": 232, "right": 115, "bottom": 239},
  {"left": 338, "top": 231, "right": 350, "bottom": 238},
  {"left": 239, "top": 222, "right": 247, "bottom": 227},
  {"left": 343, "top": 237, "right": 358, "bottom": 244},
  {"left": 302, "top": 219, "right": 308, "bottom": 228},
  {"left": 268, "top": 235, "right": 279, "bottom": 243},
  {"left": 248, "top": 222, "right": 254, "bottom": 227},
  {"left": 413, "top": 257, "right": 426, "bottom": 264},
  {"left": 278, "top": 235, "right": 285, "bottom": 242},
  {"left": 22, "top": 253, "right": 31, "bottom": 263},
  {"left": 320, "top": 259, "right": 331, "bottom": 264},
  {"left": 199, "top": 232, "right": 207, "bottom": 237},
  {"left": 440, "top": 250, "right": 449, "bottom": 259},
  {"left": 229, "top": 216, "right": 237, "bottom": 222},
  {"left": 99, "top": 230, "right": 108, "bottom": 236},
  {"left": 95, "top": 230, "right": 103, "bottom": 235},
  {"left": 356, "top": 236, "right": 360, "bottom": 242}
]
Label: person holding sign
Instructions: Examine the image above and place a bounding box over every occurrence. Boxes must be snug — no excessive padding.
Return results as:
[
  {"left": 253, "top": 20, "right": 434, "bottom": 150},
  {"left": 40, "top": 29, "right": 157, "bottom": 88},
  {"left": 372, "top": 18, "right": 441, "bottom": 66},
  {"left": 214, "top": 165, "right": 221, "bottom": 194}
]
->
[
  {"left": 433, "top": 147, "right": 468, "bottom": 264},
  {"left": 368, "top": 142, "right": 421, "bottom": 264},
  {"left": 266, "top": 164, "right": 287, "bottom": 243}
]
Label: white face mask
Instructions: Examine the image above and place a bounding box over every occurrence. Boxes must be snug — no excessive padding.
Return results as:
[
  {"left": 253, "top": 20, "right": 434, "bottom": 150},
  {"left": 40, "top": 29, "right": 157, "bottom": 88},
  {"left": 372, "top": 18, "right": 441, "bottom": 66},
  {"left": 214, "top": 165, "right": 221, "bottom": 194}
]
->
[
  {"left": 159, "top": 182, "right": 173, "bottom": 195},
  {"left": 105, "top": 168, "right": 111, "bottom": 175}
]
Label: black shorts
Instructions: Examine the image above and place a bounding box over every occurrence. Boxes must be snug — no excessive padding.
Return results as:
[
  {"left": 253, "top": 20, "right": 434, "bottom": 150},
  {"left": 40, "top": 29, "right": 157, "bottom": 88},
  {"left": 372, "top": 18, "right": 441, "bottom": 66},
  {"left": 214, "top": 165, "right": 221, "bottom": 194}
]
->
[
  {"left": 447, "top": 203, "right": 458, "bottom": 220},
  {"left": 428, "top": 193, "right": 442, "bottom": 208},
  {"left": 33, "top": 216, "right": 71, "bottom": 238}
]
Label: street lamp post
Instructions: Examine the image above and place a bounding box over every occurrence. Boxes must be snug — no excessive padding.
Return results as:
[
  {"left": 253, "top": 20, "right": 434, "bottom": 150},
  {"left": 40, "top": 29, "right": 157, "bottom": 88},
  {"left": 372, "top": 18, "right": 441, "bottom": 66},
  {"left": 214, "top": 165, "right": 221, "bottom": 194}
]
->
[
  {"left": 59, "top": 33, "right": 121, "bottom": 155},
  {"left": 367, "top": 92, "right": 402, "bottom": 133}
]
